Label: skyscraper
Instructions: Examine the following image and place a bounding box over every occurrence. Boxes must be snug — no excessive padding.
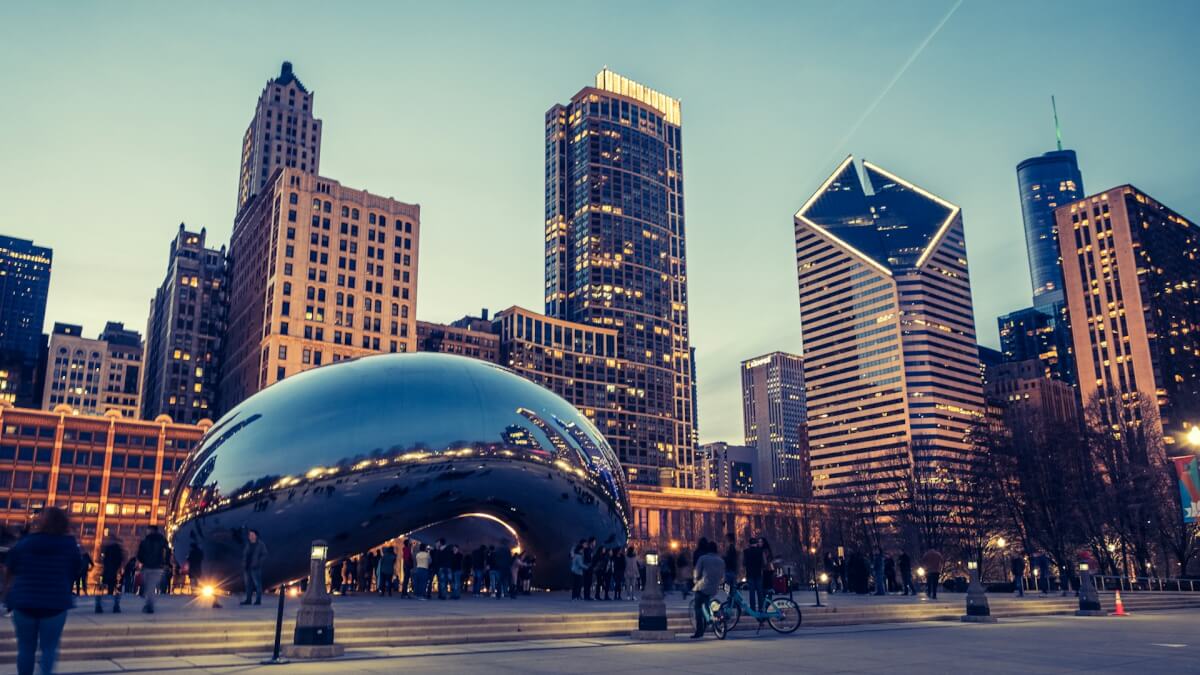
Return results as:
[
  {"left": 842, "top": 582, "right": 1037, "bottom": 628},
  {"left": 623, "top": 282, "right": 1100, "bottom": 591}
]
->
[
  {"left": 1017, "top": 148, "right": 1084, "bottom": 310},
  {"left": 997, "top": 305, "right": 1074, "bottom": 384},
  {"left": 794, "top": 156, "right": 985, "bottom": 505},
  {"left": 142, "top": 224, "right": 227, "bottom": 423},
  {"left": 42, "top": 321, "right": 143, "bottom": 417},
  {"left": 0, "top": 235, "right": 52, "bottom": 407},
  {"left": 1057, "top": 185, "right": 1200, "bottom": 449},
  {"left": 236, "top": 62, "right": 323, "bottom": 212},
  {"left": 221, "top": 168, "right": 420, "bottom": 409},
  {"left": 544, "top": 69, "right": 695, "bottom": 488},
  {"left": 741, "top": 351, "right": 808, "bottom": 497}
]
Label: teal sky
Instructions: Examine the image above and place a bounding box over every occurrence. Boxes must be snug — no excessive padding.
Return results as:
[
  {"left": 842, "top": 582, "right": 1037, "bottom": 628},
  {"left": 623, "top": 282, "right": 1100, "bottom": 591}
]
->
[{"left": 2, "top": 1, "right": 1197, "bottom": 444}]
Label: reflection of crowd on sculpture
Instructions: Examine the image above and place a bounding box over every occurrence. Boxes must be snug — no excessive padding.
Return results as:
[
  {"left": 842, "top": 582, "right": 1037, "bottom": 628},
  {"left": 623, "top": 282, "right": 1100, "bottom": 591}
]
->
[{"left": 327, "top": 537, "right": 536, "bottom": 600}]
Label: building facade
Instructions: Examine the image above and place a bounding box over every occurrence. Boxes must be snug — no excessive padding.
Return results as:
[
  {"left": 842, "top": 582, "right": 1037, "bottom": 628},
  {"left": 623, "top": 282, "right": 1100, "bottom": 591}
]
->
[
  {"left": 1017, "top": 149, "right": 1084, "bottom": 311},
  {"left": 741, "top": 351, "right": 808, "bottom": 497},
  {"left": 1057, "top": 185, "right": 1200, "bottom": 449},
  {"left": 0, "top": 235, "right": 52, "bottom": 408},
  {"left": 545, "top": 69, "right": 695, "bottom": 488},
  {"left": 0, "top": 403, "right": 207, "bottom": 565},
  {"left": 997, "top": 305, "right": 1075, "bottom": 385},
  {"left": 221, "top": 169, "right": 420, "bottom": 409},
  {"left": 984, "top": 358, "right": 1078, "bottom": 425},
  {"left": 794, "top": 156, "right": 985, "bottom": 506},
  {"left": 141, "top": 225, "right": 228, "bottom": 423},
  {"left": 697, "top": 441, "right": 756, "bottom": 496},
  {"left": 237, "top": 62, "right": 323, "bottom": 212},
  {"left": 416, "top": 310, "right": 500, "bottom": 362},
  {"left": 42, "top": 322, "right": 143, "bottom": 418}
]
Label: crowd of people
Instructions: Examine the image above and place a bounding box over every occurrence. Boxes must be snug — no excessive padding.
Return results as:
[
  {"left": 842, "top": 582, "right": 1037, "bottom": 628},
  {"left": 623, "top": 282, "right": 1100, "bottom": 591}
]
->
[
  {"left": 327, "top": 538, "right": 535, "bottom": 600},
  {"left": 820, "top": 547, "right": 945, "bottom": 598}
]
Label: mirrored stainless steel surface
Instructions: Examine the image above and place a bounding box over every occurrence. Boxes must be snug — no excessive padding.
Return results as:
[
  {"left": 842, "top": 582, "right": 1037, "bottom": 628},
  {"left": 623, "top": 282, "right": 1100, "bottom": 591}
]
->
[{"left": 167, "top": 353, "right": 630, "bottom": 589}]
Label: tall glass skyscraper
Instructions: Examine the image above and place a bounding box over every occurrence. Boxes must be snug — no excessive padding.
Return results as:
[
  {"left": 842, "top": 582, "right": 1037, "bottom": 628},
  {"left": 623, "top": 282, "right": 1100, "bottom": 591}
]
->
[
  {"left": 1016, "top": 149, "right": 1083, "bottom": 310},
  {"left": 545, "top": 69, "right": 695, "bottom": 488},
  {"left": 0, "top": 235, "right": 52, "bottom": 407},
  {"left": 794, "top": 157, "right": 984, "bottom": 507}
]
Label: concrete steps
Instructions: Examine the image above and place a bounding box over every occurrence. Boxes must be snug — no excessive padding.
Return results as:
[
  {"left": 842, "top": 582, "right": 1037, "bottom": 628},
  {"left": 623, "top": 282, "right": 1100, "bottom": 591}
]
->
[{"left": 3, "top": 593, "right": 1197, "bottom": 663}]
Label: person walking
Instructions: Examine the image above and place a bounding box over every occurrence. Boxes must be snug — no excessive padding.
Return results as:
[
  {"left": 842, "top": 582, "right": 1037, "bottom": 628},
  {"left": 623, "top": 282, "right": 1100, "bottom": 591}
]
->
[
  {"left": 414, "top": 544, "right": 432, "bottom": 599},
  {"left": 240, "top": 529, "right": 267, "bottom": 605},
  {"left": 612, "top": 546, "right": 627, "bottom": 600},
  {"left": 570, "top": 543, "right": 585, "bottom": 600},
  {"left": 1011, "top": 554, "right": 1026, "bottom": 597},
  {"left": 920, "top": 548, "right": 944, "bottom": 600},
  {"left": 623, "top": 547, "right": 640, "bottom": 601},
  {"left": 5, "top": 507, "right": 79, "bottom": 675},
  {"left": 581, "top": 538, "right": 594, "bottom": 601},
  {"left": 377, "top": 546, "right": 397, "bottom": 597},
  {"left": 493, "top": 542, "right": 514, "bottom": 599},
  {"left": 689, "top": 541, "right": 726, "bottom": 639},
  {"left": 96, "top": 533, "right": 124, "bottom": 614},
  {"left": 722, "top": 533, "right": 739, "bottom": 588},
  {"left": 449, "top": 545, "right": 464, "bottom": 599},
  {"left": 74, "top": 550, "right": 93, "bottom": 597},
  {"left": 898, "top": 551, "right": 915, "bottom": 596},
  {"left": 743, "top": 537, "right": 764, "bottom": 612},
  {"left": 136, "top": 525, "right": 169, "bottom": 614},
  {"left": 872, "top": 547, "right": 887, "bottom": 596}
]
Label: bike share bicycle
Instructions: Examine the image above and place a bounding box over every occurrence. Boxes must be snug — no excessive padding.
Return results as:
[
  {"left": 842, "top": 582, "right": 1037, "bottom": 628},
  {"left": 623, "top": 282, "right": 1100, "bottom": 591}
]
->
[{"left": 690, "top": 581, "right": 802, "bottom": 638}]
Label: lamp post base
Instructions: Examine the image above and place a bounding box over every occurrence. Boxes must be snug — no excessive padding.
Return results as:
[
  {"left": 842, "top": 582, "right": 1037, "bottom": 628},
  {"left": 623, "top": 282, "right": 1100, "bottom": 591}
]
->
[
  {"left": 1074, "top": 609, "right": 1105, "bottom": 617},
  {"left": 961, "top": 615, "right": 998, "bottom": 623},
  {"left": 281, "top": 644, "right": 346, "bottom": 659},
  {"left": 631, "top": 630, "right": 677, "bottom": 641}
]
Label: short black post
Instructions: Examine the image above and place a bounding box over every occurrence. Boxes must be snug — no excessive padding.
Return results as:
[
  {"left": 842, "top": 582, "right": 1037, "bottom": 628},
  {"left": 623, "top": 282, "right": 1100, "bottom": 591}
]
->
[
  {"left": 814, "top": 574, "right": 824, "bottom": 608},
  {"left": 261, "top": 584, "right": 289, "bottom": 665}
]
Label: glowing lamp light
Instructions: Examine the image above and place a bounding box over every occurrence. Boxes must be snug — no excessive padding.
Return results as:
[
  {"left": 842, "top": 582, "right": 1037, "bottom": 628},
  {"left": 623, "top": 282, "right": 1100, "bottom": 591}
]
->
[
  {"left": 1079, "top": 562, "right": 1090, "bottom": 572},
  {"left": 996, "top": 537, "right": 1006, "bottom": 548},
  {"left": 669, "top": 540, "right": 679, "bottom": 551},
  {"left": 1106, "top": 543, "right": 1116, "bottom": 553},
  {"left": 916, "top": 567, "right": 926, "bottom": 579},
  {"left": 311, "top": 543, "right": 328, "bottom": 560},
  {"left": 819, "top": 573, "right": 829, "bottom": 583},
  {"left": 200, "top": 585, "right": 215, "bottom": 598},
  {"left": 1187, "top": 425, "right": 1200, "bottom": 448},
  {"left": 1033, "top": 568, "right": 1040, "bottom": 577},
  {"left": 288, "top": 586, "right": 300, "bottom": 597},
  {"left": 967, "top": 561, "right": 978, "bottom": 571},
  {"left": 646, "top": 553, "right": 659, "bottom": 566}
]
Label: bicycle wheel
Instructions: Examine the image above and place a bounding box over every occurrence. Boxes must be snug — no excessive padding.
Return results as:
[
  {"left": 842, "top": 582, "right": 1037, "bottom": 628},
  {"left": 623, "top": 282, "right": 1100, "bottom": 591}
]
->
[
  {"left": 767, "top": 597, "right": 802, "bottom": 634},
  {"left": 712, "top": 606, "right": 728, "bottom": 640},
  {"left": 720, "top": 599, "right": 742, "bottom": 632}
]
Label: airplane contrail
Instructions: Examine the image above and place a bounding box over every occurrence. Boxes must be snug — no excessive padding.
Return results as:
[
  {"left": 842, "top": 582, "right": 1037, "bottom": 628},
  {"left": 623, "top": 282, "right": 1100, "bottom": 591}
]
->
[{"left": 822, "top": 0, "right": 964, "bottom": 170}]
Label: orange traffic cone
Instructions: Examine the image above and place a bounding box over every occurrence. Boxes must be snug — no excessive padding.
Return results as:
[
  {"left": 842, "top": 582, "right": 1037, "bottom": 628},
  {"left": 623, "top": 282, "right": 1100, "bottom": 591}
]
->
[{"left": 1111, "top": 590, "right": 1127, "bottom": 616}]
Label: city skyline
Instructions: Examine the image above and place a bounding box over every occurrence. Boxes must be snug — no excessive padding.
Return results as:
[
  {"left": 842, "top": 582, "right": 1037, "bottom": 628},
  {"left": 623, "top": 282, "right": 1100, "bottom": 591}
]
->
[{"left": 2, "top": 1, "right": 1198, "bottom": 443}]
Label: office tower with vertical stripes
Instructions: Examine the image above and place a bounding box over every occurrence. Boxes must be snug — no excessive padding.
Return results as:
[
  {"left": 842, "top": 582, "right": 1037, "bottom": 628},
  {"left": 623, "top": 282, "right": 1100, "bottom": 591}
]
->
[{"left": 794, "top": 156, "right": 985, "bottom": 506}]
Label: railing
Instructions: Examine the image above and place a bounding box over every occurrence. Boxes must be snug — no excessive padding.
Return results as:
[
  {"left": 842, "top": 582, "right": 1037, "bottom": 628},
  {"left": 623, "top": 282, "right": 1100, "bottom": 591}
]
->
[{"left": 1094, "top": 575, "right": 1200, "bottom": 592}]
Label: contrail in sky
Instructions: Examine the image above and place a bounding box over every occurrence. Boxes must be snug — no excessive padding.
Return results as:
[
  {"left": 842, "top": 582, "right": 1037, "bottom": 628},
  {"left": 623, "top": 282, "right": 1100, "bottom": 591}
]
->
[{"left": 822, "top": 0, "right": 964, "bottom": 170}]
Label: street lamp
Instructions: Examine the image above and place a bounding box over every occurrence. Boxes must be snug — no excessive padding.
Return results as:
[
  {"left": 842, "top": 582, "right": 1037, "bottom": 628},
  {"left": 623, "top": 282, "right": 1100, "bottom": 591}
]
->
[
  {"left": 963, "top": 560, "right": 995, "bottom": 623},
  {"left": 1187, "top": 425, "right": 1200, "bottom": 448}
]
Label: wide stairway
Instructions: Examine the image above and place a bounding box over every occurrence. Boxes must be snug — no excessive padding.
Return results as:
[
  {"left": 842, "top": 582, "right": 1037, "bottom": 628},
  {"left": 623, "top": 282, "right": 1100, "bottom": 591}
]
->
[{"left": 2, "top": 591, "right": 1197, "bottom": 664}]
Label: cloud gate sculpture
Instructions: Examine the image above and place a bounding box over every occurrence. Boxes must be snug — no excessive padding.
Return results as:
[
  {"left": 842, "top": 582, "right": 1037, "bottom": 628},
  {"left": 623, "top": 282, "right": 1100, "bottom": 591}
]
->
[{"left": 167, "top": 353, "right": 630, "bottom": 590}]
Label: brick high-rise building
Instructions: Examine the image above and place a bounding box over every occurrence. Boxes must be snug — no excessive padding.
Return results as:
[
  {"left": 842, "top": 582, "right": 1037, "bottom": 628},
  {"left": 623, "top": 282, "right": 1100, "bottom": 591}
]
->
[
  {"left": 237, "top": 62, "right": 323, "bottom": 212},
  {"left": 221, "top": 169, "right": 420, "bottom": 409},
  {"left": 416, "top": 310, "right": 500, "bottom": 363},
  {"left": 0, "top": 235, "right": 52, "bottom": 407},
  {"left": 42, "top": 322, "right": 143, "bottom": 418},
  {"left": 741, "top": 351, "right": 808, "bottom": 497},
  {"left": 1057, "top": 185, "right": 1200, "bottom": 449},
  {"left": 545, "top": 69, "right": 695, "bottom": 488},
  {"left": 984, "top": 358, "right": 1078, "bottom": 426},
  {"left": 141, "top": 224, "right": 227, "bottom": 423},
  {"left": 794, "top": 156, "right": 985, "bottom": 505}
]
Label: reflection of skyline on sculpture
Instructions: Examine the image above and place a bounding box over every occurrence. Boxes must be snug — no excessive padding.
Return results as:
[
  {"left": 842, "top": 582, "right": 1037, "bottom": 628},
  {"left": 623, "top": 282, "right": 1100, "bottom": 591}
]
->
[{"left": 168, "top": 353, "right": 629, "bottom": 589}]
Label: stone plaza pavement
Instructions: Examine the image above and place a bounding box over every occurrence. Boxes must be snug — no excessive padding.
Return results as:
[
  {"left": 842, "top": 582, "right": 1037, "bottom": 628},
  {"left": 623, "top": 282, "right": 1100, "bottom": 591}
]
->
[
  {"left": 4, "top": 607, "right": 1199, "bottom": 674},
  {"left": 2, "top": 590, "right": 1198, "bottom": 671}
]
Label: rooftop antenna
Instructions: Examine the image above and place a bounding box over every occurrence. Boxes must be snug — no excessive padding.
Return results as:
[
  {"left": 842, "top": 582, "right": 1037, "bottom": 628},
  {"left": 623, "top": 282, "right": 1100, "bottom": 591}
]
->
[{"left": 1051, "top": 95, "right": 1063, "bottom": 151}]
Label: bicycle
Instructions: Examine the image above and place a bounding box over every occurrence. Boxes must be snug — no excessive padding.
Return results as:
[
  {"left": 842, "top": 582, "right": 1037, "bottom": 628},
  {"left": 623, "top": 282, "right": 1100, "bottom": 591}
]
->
[
  {"left": 719, "top": 582, "right": 802, "bottom": 634},
  {"left": 688, "top": 594, "right": 730, "bottom": 639}
]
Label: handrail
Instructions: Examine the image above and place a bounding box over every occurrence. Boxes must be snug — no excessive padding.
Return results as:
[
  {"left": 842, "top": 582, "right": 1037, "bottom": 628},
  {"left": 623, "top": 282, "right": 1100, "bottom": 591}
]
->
[{"left": 1093, "top": 575, "right": 1199, "bottom": 593}]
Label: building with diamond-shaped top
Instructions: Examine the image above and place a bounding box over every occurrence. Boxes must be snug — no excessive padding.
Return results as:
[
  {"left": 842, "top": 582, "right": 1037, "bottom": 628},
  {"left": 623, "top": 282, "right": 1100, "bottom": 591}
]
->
[{"left": 793, "top": 156, "right": 985, "bottom": 510}]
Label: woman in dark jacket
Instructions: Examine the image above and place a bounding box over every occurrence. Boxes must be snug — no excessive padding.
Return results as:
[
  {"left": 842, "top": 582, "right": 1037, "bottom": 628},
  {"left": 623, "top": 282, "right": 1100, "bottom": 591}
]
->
[{"left": 6, "top": 507, "right": 80, "bottom": 675}]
